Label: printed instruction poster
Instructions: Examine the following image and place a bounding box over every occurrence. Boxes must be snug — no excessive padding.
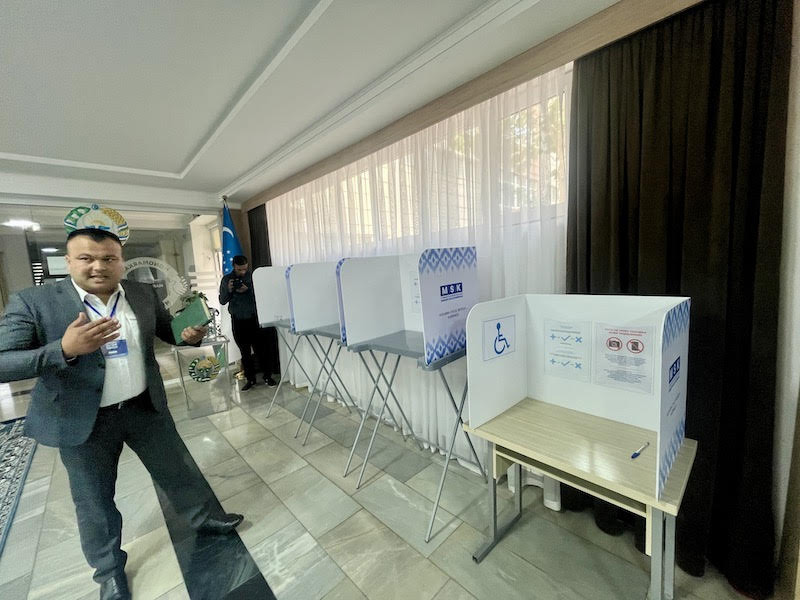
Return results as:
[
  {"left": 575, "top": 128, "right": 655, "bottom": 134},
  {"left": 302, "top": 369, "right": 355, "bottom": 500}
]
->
[
  {"left": 544, "top": 320, "right": 591, "bottom": 382},
  {"left": 593, "top": 323, "right": 654, "bottom": 394}
]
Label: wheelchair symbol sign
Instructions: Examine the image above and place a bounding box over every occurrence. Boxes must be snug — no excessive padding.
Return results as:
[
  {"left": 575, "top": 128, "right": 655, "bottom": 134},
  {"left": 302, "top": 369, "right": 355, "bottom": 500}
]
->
[
  {"left": 494, "top": 323, "right": 510, "bottom": 354},
  {"left": 483, "top": 316, "right": 515, "bottom": 361}
]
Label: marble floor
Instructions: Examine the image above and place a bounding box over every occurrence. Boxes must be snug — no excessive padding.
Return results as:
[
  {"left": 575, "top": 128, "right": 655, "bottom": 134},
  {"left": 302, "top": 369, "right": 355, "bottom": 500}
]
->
[{"left": 0, "top": 357, "right": 746, "bottom": 599}]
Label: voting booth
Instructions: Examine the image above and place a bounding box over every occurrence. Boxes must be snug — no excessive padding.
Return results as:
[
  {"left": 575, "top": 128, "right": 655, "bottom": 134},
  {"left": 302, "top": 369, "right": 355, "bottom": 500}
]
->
[
  {"left": 253, "top": 265, "right": 316, "bottom": 418},
  {"left": 284, "top": 261, "right": 359, "bottom": 441},
  {"left": 253, "top": 266, "right": 291, "bottom": 327},
  {"left": 465, "top": 294, "right": 695, "bottom": 600},
  {"left": 285, "top": 262, "right": 341, "bottom": 335},
  {"left": 337, "top": 246, "right": 478, "bottom": 365},
  {"left": 466, "top": 294, "right": 691, "bottom": 498},
  {"left": 338, "top": 247, "right": 486, "bottom": 542}
]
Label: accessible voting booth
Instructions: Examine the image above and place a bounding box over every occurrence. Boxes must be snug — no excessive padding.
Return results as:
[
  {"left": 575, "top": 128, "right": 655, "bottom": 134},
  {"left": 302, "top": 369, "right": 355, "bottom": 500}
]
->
[
  {"left": 337, "top": 247, "right": 486, "bottom": 541},
  {"left": 464, "top": 294, "right": 697, "bottom": 600}
]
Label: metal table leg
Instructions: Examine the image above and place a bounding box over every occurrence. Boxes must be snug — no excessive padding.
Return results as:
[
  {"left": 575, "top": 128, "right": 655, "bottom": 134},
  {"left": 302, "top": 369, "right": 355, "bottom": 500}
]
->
[
  {"left": 267, "top": 330, "right": 313, "bottom": 417},
  {"left": 295, "top": 337, "right": 334, "bottom": 438},
  {"left": 425, "top": 380, "right": 468, "bottom": 542},
  {"left": 357, "top": 352, "right": 402, "bottom": 432},
  {"left": 355, "top": 354, "right": 402, "bottom": 488},
  {"left": 473, "top": 445, "right": 522, "bottom": 563},
  {"left": 301, "top": 343, "right": 342, "bottom": 445},
  {"left": 307, "top": 335, "right": 356, "bottom": 414},
  {"left": 368, "top": 350, "right": 424, "bottom": 450},
  {"left": 437, "top": 371, "right": 485, "bottom": 479},
  {"left": 664, "top": 513, "right": 675, "bottom": 600},
  {"left": 650, "top": 508, "right": 665, "bottom": 600},
  {"left": 344, "top": 352, "right": 388, "bottom": 477}
]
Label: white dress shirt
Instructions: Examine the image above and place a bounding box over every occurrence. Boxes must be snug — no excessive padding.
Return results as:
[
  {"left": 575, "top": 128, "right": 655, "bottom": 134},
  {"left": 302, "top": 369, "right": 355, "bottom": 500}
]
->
[{"left": 72, "top": 280, "right": 147, "bottom": 407}]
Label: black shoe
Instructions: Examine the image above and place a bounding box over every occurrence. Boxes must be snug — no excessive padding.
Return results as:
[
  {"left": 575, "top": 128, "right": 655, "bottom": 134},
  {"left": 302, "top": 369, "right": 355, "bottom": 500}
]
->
[
  {"left": 265, "top": 377, "right": 277, "bottom": 386},
  {"left": 100, "top": 573, "right": 130, "bottom": 600},
  {"left": 197, "top": 512, "right": 244, "bottom": 535},
  {"left": 241, "top": 380, "right": 256, "bottom": 392}
]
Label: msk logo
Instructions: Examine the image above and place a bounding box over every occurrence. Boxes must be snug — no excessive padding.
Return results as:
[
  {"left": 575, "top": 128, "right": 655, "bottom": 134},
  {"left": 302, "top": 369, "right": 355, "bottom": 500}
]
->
[
  {"left": 668, "top": 357, "right": 680, "bottom": 386},
  {"left": 439, "top": 282, "right": 463, "bottom": 300}
]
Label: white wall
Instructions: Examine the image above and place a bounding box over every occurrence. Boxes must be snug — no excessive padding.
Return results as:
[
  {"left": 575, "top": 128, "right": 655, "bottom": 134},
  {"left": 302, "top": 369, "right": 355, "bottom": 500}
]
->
[
  {"left": 775, "top": 0, "right": 800, "bottom": 557},
  {"left": 0, "top": 230, "right": 33, "bottom": 294}
]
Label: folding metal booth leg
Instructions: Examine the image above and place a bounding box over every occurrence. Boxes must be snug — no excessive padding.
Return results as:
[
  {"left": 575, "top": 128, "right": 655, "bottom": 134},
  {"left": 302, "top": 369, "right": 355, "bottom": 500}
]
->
[
  {"left": 344, "top": 352, "right": 388, "bottom": 477},
  {"left": 425, "top": 380, "right": 468, "bottom": 542},
  {"left": 437, "top": 371, "right": 485, "bottom": 480},
  {"left": 308, "top": 335, "right": 348, "bottom": 408},
  {"left": 267, "top": 330, "right": 301, "bottom": 417},
  {"left": 302, "top": 344, "right": 343, "bottom": 445},
  {"left": 355, "top": 354, "right": 402, "bottom": 488},
  {"left": 368, "top": 350, "right": 424, "bottom": 450},
  {"left": 357, "top": 352, "right": 401, "bottom": 431},
  {"left": 294, "top": 338, "right": 334, "bottom": 438}
]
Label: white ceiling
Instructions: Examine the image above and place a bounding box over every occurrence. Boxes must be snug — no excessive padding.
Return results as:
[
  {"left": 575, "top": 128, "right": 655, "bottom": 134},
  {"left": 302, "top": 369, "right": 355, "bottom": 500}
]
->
[{"left": 0, "top": 0, "right": 617, "bottom": 212}]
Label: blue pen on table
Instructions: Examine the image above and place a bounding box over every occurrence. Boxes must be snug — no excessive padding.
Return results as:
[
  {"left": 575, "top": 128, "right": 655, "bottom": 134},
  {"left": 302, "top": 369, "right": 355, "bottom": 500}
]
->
[{"left": 630, "top": 442, "right": 650, "bottom": 459}]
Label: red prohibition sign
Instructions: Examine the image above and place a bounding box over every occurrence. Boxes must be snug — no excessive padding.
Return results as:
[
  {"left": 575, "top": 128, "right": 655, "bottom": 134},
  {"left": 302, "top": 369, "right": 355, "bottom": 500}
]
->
[
  {"left": 627, "top": 338, "right": 644, "bottom": 353},
  {"left": 606, "top": 337, "right": 622, "bottom": 351}
]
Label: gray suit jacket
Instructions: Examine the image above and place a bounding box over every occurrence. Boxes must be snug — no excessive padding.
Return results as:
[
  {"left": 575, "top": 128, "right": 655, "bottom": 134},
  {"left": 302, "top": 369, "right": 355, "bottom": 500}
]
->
[{"left": 0, "top": 277, "right": 177, "bottom": 447}]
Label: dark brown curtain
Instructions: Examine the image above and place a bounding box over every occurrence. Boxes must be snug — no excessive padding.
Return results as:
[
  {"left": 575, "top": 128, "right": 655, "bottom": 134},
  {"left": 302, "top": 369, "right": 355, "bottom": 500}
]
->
[
  {"left": 247, "top": 204, "right": 273, "bottom": 269},
  {"left": 247, "top": 204, "right": 280, "bottom": 377},
  {"left": 566, "top": 0, "right": 792, "bottom": 596}
]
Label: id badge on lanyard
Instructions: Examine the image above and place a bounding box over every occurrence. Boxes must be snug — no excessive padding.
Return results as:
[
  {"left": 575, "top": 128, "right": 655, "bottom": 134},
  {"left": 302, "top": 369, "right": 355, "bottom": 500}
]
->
[{"left": 85, "top": 294, "right": 129, "bottom": 359}]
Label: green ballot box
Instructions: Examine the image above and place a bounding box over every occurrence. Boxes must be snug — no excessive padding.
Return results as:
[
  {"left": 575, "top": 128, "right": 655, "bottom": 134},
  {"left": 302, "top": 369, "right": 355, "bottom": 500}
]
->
[{"left": 171, "top": 295, "right": 213, "bottom": 345}]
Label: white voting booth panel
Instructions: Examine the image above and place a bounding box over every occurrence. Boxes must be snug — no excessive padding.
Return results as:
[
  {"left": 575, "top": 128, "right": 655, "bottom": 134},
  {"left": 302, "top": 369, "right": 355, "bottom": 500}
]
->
[
  {"left": 253, "top": 266, "right": 290, "bottom": 326},
  {"left": 467, "top": 294, "right": 691, "bottom": 497},
  {"left": 337, "top": 255, "right": 421, "bottom": 346},
  {"left": 285, "top": 262, "right": 339, "bottom": 333},
  {"left": 338, "top": 247, "right": 478, "bottom": 366}
]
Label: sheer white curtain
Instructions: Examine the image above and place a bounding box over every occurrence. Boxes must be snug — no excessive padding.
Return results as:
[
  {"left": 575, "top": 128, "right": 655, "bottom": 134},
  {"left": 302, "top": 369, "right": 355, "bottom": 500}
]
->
[{"left": 267, "top": 64, "right": 572, "bottom": 461}]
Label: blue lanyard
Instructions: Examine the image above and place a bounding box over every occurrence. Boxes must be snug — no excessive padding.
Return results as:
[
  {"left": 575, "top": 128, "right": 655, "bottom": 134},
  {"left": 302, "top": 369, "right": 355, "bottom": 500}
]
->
[{"left": 84, "top": 293, "right": 121, "bottom": 319}]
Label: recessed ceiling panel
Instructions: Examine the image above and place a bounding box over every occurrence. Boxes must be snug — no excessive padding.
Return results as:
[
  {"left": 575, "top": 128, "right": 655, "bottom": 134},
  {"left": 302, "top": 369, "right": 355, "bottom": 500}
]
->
[{"left": 0, "top": 0, "right": 319, "bottom": 171}]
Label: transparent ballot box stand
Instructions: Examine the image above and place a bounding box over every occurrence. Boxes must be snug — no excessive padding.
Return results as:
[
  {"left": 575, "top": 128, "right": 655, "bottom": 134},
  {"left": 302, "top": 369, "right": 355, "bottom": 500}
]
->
[{"left": 172, "top": 336, "right": 233, "bottom": 418}]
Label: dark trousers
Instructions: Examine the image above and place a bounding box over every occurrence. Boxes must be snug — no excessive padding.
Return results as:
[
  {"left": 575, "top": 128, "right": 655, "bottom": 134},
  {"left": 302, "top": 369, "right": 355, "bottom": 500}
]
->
[
  {"left": 231, "top": 317, "right": 272, "bottom": 383},
  {"left": 59, "top": 392, "right": 214, "bottom": 583}
]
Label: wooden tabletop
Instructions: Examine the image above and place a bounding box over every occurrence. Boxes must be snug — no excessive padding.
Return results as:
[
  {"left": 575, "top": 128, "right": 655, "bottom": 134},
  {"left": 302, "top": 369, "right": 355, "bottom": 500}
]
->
[{"left": 465, "top": 398, "right": 696, "bottom": 516}]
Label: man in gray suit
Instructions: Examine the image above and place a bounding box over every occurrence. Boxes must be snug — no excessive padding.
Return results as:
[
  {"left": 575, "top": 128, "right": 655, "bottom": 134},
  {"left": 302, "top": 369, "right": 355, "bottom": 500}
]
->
[{"left": 0, "top": 229, "right": 244, "bottom": 600}]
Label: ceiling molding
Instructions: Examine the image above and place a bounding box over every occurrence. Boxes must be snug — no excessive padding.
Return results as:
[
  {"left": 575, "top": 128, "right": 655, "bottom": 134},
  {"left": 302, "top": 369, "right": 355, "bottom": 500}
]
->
[
  {"left": 0, "top": 172, "right": 219, "bottom": 213},
  {"left": 0, "top": 193, "right": 219, "bottom": 215},
  {"left": 178, "top": 0, "right": 334, "bottom": 178},
  {"left": 0, "top": 151, "right": 180, "bottom": 178},
  {"left": 219, "top": 0, "right": 542, "bottom": 198},
  {"left": 0, "top": 0, "right": 333, "bottom": 181}
]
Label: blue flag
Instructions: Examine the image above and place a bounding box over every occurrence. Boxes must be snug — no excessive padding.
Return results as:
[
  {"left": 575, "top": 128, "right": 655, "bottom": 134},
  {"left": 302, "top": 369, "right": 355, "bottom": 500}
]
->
[{"left": 222, "top": 203, "right": 244, "bottom": 275}]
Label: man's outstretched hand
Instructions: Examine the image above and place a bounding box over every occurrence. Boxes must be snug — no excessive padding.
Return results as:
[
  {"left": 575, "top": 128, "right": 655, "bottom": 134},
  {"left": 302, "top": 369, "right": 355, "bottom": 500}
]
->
[{"left": 61, "top": 313, "right": 120, "bottom": 358}]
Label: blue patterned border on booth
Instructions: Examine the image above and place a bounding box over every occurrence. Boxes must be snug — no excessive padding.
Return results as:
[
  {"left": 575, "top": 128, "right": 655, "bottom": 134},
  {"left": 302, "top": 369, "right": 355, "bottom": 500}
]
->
[
  {"left": 658, "top": 298, "right": 690, "bottom": 496},
  {"left": 419, "top": 246, "right": 477, "bottom": 275},
  {"left": 659, "top": 416, "right": 686, "bottom": 493},
  {"left": 424, "top": 328, "right": 467, "bottom": 364},
  {"left": 662, "top": 299, "right": 690, "bottom": 351},
  {"left": 335, "top": 258, "right": 348, "bottom": 345},
  {"left": 284, "top": 266, "right": 296, "bottom": 333},
  {"left": 419, "top": 246, "right": 477, "bottom": 365}
]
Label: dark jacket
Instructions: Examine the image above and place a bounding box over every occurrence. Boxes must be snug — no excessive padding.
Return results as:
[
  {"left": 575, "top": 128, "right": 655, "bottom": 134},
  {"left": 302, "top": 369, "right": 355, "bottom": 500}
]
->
[
  {"left": 0, "top": 278, "right": 177, "bottom": 447},
  {"left": 219, "top": 271, "right": 257, "bottom": 320}
]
